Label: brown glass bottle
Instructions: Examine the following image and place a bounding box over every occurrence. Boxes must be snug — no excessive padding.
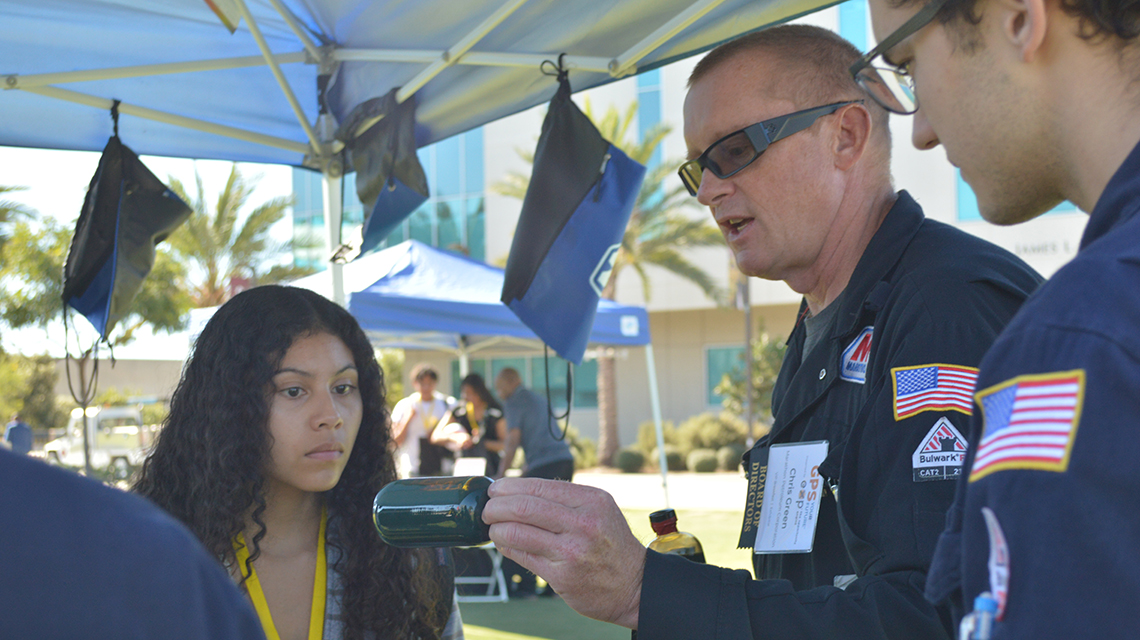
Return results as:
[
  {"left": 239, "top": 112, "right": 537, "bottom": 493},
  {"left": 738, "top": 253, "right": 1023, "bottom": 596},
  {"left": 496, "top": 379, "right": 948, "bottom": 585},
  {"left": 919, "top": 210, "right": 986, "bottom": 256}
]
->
[{"left": 647, "top": 508, "right": 705, "bottom": 563}]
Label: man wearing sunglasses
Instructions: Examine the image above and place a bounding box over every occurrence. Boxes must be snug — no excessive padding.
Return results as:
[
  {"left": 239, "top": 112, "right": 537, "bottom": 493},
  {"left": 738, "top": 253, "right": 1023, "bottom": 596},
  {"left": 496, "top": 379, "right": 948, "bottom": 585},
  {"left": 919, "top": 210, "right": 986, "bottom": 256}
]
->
[
  {"left": 484, "top": 25, "right": 1041, "bottom": 640},
  {"left": 860, "top": 1, "right": 1140, "bottom": 638}
]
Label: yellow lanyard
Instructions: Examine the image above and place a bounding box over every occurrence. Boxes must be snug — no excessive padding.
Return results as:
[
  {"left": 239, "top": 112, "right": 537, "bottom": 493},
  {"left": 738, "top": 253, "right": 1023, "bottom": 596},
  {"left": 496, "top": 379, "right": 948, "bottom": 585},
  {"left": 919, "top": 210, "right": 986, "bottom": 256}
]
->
[
  {"left": 233, "top": 507, "right": 327, "bottom": 640},
  {"left": 466, "top": 402, "right": 481, "bottom": 438}
]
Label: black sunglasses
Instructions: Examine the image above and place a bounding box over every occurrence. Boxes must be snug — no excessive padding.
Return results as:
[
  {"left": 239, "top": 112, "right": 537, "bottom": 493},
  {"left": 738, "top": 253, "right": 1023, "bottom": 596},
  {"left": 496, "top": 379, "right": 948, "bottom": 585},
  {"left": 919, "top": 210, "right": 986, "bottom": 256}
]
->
[
  {"left": 848, "top": 0, "right": 951, "bottom": 114},
  {"left": 678, "top": 101, "right": 861, "bottom": 196}
]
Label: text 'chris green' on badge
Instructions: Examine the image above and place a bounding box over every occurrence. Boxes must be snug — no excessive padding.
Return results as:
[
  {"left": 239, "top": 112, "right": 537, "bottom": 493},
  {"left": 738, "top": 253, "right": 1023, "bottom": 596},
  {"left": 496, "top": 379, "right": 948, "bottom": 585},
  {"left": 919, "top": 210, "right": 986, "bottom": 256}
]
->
[{"left": 754, "top": 441, "right": 828, "bottom": 555}]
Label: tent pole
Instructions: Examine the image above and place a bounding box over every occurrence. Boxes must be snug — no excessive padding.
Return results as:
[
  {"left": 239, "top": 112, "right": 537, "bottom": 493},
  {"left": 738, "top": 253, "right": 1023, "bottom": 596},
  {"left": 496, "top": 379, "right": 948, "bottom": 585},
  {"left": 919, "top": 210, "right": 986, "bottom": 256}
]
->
[
  {"left": 458, "top": 337, "right": 470, "bottom": 377},
  {"left": 335, "top": 49, "right": 612, "bottom": 73},
  {"left": 395, "top": 0, "right": 531, "bottom": 104},
  {"left": 233, "top": 0, "right": 322, "bottom": 156},
  {"left": 7, "top": 53, "right": 308, "bottom": 89},
  {"left": 18, "top": 86, "right": 310, "bottom": 154},
  {"left": 609, "top": 0, "right": 729, "bottom": 77},
  {"left": 645, "top": 344, "right": 669, "bottom": 508},
  {"left": 322, "top": 170, "right": 345, "bottom": 307}
]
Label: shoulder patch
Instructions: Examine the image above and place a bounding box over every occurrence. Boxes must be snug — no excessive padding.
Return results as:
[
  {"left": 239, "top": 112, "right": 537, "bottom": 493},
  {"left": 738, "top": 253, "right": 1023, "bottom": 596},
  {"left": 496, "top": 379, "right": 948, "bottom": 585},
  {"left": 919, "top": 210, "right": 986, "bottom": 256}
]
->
[
  {"left": 840, "top": 326, "right": 874, "bottom": 384},
  {"left": 892, "top": 363, "right": 978, "bottom": 420},
  {"left": 981, "top": 507, "right": 1010, "bottom": 620},
  {"left": 969, "top": 370, "right": 1085, "bottom": 482},
  {"left": 912, "top": 416, "right": 967, "bottom": 482}
]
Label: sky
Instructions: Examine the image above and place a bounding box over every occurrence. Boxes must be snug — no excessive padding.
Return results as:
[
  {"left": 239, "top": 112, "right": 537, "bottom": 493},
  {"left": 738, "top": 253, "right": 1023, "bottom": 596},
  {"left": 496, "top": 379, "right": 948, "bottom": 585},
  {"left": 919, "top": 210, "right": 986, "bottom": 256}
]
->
[{"left": 1, "top": 145, "right": 296, "bottom": 358}]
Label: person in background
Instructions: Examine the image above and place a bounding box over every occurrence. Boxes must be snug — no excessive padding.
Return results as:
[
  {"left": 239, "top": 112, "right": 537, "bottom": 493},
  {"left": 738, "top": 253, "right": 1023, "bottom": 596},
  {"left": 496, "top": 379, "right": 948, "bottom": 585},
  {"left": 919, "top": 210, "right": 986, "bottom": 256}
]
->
[
  {"left": 482, "top": 24, "right": 1043, "bottom": 638},
  {"left": 133, "top": 285, "right": 462, "bottom": 640},
  {"left": 859, "top": 1, "right": 1140, "bottom": 637},
  {"left": 493, "top": 367, "right": 575, "bottom": 598},
  {"left": 493, "top": 368, "right": 574, "bottom": 482},
  {"left": 391, "top": 363, "right": 454, "bottom": 478},
  {"left": 432, "top": 373, "right": 507, "bottom": 477},
  {"left": 0, "top": 446, "right": 265, "bottom": 639},
  {"left": 4, "top": 412, "right": 32, "bottom": 455}
]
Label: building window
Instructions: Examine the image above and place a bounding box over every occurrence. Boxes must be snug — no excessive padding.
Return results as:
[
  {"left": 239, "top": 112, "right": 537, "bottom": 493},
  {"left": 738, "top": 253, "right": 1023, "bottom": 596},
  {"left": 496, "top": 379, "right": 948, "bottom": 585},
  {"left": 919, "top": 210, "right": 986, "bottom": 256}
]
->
[
  {"left": 450, "top": 355, "right": 599, "bottom": 409},
  {"left": 707, "top": 345, "right": 746, "bottom": 406},
  {"left": 637, "top": 69, "right": 663, "bottom": 171},
  {"left": 956, "top": 170, "right": 1077, "bottom": 221},
  {"left": 838, "top": 0, "right": 869, "bottom": 51},
  {"left": 292, "top": 126, "right": 486, "bottom": 268}
]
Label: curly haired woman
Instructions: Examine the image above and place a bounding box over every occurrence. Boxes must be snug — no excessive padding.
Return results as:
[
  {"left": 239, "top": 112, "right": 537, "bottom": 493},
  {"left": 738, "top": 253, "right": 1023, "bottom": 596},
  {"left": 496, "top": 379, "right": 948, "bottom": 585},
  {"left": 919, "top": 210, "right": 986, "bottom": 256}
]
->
[{"left": 133, "top": 285, "right": 462, "bottom": 640}]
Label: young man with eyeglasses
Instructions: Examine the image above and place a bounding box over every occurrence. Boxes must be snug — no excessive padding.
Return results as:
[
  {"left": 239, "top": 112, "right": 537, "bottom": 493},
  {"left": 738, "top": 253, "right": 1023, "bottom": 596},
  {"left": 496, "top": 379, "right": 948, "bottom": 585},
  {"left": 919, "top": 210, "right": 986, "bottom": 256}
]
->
[
  {"left": 860, "top": 1, "right": 1140, "bottom": 638},
  {"left": 482, "top": 25, "right": 1041, "bottom": 639}
]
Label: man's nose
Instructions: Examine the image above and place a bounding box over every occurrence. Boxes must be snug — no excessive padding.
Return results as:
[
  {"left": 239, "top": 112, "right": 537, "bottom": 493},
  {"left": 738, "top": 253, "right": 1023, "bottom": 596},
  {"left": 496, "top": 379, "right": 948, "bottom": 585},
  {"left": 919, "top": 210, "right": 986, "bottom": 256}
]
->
[{"left": 911, "top": 106, "right": 940, "bottom": 150}]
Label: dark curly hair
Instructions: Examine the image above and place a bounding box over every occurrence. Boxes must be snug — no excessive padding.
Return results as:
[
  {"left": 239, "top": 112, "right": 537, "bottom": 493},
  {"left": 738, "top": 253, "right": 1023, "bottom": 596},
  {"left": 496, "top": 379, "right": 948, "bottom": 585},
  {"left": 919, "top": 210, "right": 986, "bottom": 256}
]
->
[
  {"left": 459, "top": 372, "right": 501, "bottom": 410},
  {"left": 892, "top": 0, "right": 1140, "bottom": 44},
  {"left": 133, "top": 285, "right": 448, "bottom": 639}
]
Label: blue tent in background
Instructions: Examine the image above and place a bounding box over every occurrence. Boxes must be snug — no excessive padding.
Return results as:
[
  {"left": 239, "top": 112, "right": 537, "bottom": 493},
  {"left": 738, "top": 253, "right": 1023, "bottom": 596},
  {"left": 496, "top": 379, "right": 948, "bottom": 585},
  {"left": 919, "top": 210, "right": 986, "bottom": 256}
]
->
[{"left": 313, "top": 239, "right": 651, "bottom": 356}]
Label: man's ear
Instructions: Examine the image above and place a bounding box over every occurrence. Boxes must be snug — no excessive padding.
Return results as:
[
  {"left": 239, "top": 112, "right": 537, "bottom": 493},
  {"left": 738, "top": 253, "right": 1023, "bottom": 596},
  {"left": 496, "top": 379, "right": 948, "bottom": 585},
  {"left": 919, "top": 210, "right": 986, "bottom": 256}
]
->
[
  {"left": 991, "top": 0, "right": 1049, "bottom": 63},
  {"left": 833, "top": 102, "right": 873, "bottom": 171}
]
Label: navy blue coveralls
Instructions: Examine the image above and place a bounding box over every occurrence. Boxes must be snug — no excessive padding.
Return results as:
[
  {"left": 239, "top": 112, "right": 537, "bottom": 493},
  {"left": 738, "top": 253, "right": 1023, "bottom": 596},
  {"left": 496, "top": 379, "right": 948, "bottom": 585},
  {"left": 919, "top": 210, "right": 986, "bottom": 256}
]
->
[
  {"left": 926, "top": 142, "right": 1140, "bottom": 639},
  {"left": 637, "top": 192, "right": 1042, "bottom": 639}
]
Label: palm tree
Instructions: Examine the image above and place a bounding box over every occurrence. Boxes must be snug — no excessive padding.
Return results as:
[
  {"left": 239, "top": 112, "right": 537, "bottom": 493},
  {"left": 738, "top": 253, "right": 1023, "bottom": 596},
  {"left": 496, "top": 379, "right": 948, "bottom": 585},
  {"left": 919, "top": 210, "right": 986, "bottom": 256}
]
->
[
  {"left": 167, "top": 164, "right": 313, "bottom": 307},
  {"left": 0, "top": 186, "right": 34, "bottom": 253},
  {"left": 496, "top": 101, "right": 725, "bottom": 467}
]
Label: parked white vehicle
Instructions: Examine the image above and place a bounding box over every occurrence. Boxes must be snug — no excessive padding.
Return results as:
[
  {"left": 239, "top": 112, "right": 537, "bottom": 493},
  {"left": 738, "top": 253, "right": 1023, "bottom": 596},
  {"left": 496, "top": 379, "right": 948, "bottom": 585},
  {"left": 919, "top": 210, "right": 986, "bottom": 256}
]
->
[{"left": 44, "top": 406, "right": 154, "bottom": 472}]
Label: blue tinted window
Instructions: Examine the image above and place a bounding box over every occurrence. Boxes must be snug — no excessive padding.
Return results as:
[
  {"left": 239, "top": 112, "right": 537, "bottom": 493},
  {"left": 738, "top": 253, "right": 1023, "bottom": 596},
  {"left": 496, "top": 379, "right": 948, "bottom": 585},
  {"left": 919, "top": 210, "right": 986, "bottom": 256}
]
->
[
  {"left": 838, "top": 0, "right": 869, "bottom": 51},
  {"left": 532, "top": 355, "right": 570, "bottom": 410},
  {"left": 408, "top": 201, "right": 434, "bottom": 244},
  {"left": 574, "top": 359, "right": 598, "bottom": 408},
  {"left": 707, "top": 346, "right": 745, "bottom": 406},
  {"left": 451, "top": 359, "right": 489, "bottom": 397},
  {"left": 436, "top": 199, "right": 463, "bottom": 252},
  {"left": 490, "top": 358, "right": 527, "bottom": 389},
  {"left": 466, "top": 197, "right": 485, "bottom": 261},
  {"left": 465, "top": 128, "right": 484, "bottom": 192},
  {"left": 636, "top": 68, "right": 660, "bottom": 88},
  {"left": 434, "top": 135, "right": 462, "bottom": 197}
]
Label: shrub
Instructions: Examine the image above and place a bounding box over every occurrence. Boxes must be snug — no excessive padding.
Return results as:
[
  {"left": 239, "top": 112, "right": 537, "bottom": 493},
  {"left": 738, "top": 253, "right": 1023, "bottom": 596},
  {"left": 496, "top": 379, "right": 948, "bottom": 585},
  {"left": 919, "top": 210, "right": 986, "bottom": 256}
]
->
[
  {"left": 636, "top": 419, "right": 676, "bottom": 458},
  {"left": 717, "top": 443, "right": 748, "bottom": 472},
  {"left": 687, "top": 448, "right": 719, "bottom": 473},
  {"left": 676, "top": 412, "right": 748, "bottom": 457},
  {"left": 652, "top": 445, "right": 686, "bottom": 472},
  {"left": 563, "top": 425, "right": 597, "bottom": 471},
  {"left": 615, "top": 448, "right": 646, "bottom": 473}
]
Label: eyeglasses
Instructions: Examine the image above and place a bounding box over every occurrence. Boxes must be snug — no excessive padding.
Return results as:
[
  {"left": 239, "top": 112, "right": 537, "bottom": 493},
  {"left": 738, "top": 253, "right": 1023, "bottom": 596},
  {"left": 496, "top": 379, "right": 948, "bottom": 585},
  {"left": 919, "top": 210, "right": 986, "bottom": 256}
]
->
[
  {"left": 848, "top": 0, "right": 951, "bottom": 115},
  {"left": 678, "top": 101, "right": 861, "bottom": 196}
]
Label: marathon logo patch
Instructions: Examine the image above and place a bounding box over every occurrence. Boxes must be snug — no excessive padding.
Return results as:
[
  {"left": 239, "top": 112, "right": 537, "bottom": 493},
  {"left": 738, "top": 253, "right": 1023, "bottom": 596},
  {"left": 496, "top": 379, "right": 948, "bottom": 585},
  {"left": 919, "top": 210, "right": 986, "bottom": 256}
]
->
[
  {"left": 839, "top": 326, "right": 873, "bottom": 384},
  {"left": 912, "top": 416, "right": 967, "bottom": 482}
]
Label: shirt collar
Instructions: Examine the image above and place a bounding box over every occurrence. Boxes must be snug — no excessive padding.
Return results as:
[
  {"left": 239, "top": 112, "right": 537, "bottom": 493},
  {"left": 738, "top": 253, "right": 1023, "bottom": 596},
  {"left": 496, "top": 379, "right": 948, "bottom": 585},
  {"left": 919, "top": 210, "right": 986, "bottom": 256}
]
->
[{"left": 1082, "top": 137, "right": 1140, "bottom": 250}]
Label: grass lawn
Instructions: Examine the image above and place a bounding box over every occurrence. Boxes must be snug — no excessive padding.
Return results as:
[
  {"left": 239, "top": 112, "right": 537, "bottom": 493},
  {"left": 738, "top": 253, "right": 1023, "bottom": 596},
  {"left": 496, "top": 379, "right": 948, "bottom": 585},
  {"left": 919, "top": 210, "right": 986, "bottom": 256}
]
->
[{"left": 461, "top": 507, "right": 752, "bottom": 639}]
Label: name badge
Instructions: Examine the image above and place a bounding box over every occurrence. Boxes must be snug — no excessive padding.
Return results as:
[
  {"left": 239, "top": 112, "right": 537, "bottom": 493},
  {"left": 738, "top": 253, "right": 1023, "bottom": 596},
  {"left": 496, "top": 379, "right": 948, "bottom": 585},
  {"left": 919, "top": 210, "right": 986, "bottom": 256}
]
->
[{"left": 753, "top": 440, "right": 828, "bottom": 555}]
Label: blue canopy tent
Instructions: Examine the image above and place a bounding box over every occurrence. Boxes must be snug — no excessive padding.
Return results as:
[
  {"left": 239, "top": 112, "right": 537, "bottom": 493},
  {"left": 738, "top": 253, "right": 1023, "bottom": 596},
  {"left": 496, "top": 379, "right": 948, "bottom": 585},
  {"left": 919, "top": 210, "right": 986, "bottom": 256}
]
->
[{"left": 0, "top": 0, "right": 842, "bottom": 501}]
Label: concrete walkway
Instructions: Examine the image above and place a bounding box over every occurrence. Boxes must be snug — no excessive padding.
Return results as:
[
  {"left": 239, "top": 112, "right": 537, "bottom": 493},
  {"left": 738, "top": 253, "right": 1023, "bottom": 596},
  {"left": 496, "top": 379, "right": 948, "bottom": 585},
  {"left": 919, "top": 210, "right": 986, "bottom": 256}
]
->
[{"left": 573, "top": 470, "right": 748, "bottom": 512}]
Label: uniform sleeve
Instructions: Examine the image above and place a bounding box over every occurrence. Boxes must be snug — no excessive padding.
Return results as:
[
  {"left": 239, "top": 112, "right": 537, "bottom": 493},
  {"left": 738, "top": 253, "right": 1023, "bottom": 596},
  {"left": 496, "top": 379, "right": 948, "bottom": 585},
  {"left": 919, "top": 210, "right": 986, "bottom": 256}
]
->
[
  {"left": 959, "top": 326, "right": 1140, "bottom": 639},
  {"left": 638, "top": 273, "right": 1028, "bottom": 640}
]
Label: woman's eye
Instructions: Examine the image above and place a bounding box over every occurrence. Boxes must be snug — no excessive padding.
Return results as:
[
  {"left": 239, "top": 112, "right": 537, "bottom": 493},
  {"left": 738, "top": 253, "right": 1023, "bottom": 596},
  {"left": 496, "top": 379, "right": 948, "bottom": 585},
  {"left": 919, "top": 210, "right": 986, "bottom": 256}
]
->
[
  {"left": 334, "top": 383, "right": 357, "bottom": 395},
  {"left": 282, "top": 387, "right": 304, "bottom": 398}
]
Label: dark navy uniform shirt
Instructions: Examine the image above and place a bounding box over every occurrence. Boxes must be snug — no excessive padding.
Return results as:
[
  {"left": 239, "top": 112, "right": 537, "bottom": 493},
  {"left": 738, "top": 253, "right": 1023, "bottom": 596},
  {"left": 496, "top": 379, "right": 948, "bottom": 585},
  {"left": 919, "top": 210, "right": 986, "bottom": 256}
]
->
[
  {"left": 0, "top": 449, "right": 265, "bottom": 639},
  {"left": 637, "top": 191, "right": 1042, "bottom": 639},
  {"left": 926, "top": 141, "right": 1140, "bottom": 639}
]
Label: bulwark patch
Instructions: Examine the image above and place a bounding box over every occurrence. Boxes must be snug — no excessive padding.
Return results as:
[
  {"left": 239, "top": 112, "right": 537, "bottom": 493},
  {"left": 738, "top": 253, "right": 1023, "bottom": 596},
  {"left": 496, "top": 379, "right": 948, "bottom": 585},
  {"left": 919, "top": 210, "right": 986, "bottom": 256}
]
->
[
  {"left": 839, "top": 326, "right": 873, "bottom": 384},
  {"left": 912, "top": 416, "right": 967, "bottom": 482}
]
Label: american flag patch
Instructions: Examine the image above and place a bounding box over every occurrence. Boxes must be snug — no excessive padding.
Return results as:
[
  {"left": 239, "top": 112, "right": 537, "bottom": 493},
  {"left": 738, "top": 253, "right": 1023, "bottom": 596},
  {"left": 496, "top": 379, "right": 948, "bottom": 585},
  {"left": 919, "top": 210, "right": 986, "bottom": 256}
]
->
[
  {"left": 891, "top": 364, "right": 979, "bottom": 420},
  {"left": 969, "top": 370, "right": 1085, "bottom": 482}
]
